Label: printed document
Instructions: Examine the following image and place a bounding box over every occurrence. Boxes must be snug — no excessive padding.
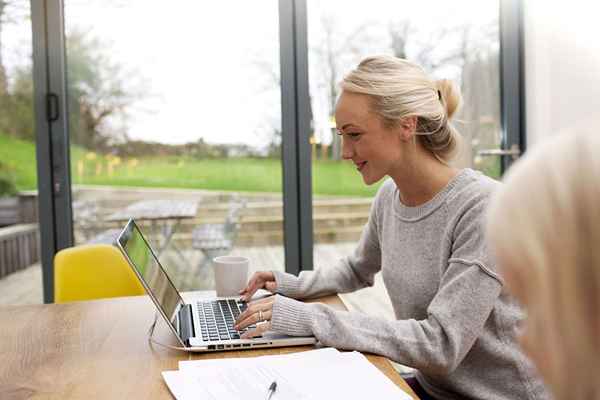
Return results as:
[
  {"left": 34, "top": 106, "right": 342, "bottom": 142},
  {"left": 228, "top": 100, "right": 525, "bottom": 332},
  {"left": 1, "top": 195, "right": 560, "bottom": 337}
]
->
[{"left": 162, "top": 348, "right": 413, "bottom": 400}]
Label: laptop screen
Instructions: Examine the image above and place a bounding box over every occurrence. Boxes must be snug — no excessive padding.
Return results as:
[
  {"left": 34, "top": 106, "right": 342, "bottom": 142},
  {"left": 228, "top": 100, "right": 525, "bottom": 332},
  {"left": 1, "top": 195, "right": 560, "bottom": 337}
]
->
[{"left": 117, "top": 220, "right": 184, "bottom": 330}]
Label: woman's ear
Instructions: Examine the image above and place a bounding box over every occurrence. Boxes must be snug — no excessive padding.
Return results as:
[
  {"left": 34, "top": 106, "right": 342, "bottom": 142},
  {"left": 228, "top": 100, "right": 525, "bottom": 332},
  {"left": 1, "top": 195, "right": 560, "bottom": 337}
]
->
[{"left": 398, "top": 116, "right": 417, "bottom": 141}]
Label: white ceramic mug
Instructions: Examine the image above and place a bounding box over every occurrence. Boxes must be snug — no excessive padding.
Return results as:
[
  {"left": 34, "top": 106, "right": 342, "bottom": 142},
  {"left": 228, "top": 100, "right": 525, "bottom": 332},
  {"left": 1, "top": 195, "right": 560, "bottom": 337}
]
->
[{"left": 213, "top": 255, "right": 249, "bottom": 297}]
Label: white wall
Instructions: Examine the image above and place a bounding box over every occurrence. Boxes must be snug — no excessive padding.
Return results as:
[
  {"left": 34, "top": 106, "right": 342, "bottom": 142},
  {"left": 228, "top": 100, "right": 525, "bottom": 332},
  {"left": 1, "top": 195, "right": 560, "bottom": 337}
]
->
[{"left": 523, "top": 0, "right": 600, "bottom": 147}]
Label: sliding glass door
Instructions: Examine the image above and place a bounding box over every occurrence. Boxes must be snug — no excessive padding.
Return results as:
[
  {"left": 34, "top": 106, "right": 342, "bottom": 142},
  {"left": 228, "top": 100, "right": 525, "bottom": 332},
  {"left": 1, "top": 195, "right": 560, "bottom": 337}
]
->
[
  {"left": 306, "top": 0, "right": 503, "bottom": 271},
  {"left": 0, "top": 1, "right": 42, "bottom": 305},
  {"left": 63, "top": 0, "right": 286, "bottom": 291}
]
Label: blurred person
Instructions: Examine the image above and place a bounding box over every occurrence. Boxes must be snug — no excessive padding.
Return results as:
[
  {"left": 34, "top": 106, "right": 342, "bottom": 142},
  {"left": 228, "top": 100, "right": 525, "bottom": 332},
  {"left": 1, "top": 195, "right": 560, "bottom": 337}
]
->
[
  {"left": 235, "top": 55, "right": 548, "bottom": 399},
  {"left": 487, "top": 131, "right": 600, "bottom": 400}
]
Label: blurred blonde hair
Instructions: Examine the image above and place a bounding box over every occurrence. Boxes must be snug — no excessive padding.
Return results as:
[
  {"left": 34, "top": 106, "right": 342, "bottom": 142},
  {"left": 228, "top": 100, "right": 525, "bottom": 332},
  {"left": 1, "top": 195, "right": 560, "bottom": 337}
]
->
[
  {"left": 486, "top": 131, "right": 600, "bottom": 400},
  {"left": 340, "top": 55, "right": 462, "bottom": 162}
]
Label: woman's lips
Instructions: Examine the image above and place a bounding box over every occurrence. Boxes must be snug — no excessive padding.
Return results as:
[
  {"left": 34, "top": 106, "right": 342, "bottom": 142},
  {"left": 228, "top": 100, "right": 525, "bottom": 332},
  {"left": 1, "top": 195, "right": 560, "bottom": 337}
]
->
[{"left": 355, "top": 161, "right": 367, "bottom": 171}]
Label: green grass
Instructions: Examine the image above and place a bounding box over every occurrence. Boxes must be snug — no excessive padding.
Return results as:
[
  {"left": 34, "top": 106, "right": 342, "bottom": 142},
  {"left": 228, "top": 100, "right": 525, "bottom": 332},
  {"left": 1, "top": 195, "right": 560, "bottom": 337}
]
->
[
  {"left": 0, "top": 133, "right": 39, "bottom": 190},
  {"left": 0, "top": 133, "right": 382, "bottom": 197},
  {"left": 0, "top": 133, "right": 506, "bottom": 197},
  {"left": 0, "top": 133, "right": 505, "bottom": 197}
]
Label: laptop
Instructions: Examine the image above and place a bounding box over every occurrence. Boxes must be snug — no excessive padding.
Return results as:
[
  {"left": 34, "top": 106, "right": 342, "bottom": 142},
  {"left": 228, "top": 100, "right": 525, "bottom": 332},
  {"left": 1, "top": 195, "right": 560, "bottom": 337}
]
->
[{"left": 116, "top": 219, "right": 316, "bottom": 352}]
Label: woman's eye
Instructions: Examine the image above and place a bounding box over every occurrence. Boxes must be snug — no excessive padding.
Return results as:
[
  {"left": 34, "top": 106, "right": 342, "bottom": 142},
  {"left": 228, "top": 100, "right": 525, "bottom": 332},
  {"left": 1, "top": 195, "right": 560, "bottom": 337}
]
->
[{"left": 336, "top": 131, "right": 362, "bottom": 140}]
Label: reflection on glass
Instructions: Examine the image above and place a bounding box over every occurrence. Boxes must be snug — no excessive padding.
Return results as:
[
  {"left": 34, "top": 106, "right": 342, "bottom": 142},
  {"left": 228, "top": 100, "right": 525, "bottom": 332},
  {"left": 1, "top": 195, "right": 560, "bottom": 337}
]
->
[{"left": 120, "top": 222, "right": 182, "bottom": 325}]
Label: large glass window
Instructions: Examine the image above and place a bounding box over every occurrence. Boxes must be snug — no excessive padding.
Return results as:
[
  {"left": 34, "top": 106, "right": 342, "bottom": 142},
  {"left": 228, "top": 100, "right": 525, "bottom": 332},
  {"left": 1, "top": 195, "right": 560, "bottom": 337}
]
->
[
  {"left": 0, "top": 1, "right": 41, "bottom": 305},
  {"left": 65, "top": 1, "right": 284, "bottom": 291},
  {"left": 307, "top": 0, "right": 501, "bottom": 308}
]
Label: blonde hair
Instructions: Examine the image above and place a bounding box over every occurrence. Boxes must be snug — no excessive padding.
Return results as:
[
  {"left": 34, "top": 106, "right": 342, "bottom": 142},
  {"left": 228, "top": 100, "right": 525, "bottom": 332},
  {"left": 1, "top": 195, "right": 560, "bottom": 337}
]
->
[
  {"left": 486, "top": 131, "right": 600, "bottom": 400},
  {"left": 340, "top": 55, "right": 463, "bottom": 162}
]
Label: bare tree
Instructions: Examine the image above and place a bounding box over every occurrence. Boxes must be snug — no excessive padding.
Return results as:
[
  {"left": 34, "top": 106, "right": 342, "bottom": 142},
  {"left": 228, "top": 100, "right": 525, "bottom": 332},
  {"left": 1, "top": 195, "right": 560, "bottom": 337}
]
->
[
  {"left": 386, "top": 19, "right": 500, "bottom": 171},
  {"left": 0, "top": 1, "right": 30, "bottom": 139},
  {"left": 389, "top": 19, "right": 411, "bottom": 59},
  {"left": 311, "top": 15, "right": 373, "bottom": 160},
  {"left": 248, "top": 47, "right": 282, "bottom": 157},
  {"left": 0, "top": 0, "right": 7, "bottom": 96},
  {"left": 0, "top": 0, "right": 28, "bottom": 96}
]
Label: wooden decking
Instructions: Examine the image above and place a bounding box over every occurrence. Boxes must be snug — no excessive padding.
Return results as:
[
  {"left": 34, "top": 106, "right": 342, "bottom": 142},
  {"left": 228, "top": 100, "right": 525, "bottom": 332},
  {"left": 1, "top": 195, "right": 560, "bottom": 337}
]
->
[{"left": 0, "top": 223, "right": 40, "bottom": 280}]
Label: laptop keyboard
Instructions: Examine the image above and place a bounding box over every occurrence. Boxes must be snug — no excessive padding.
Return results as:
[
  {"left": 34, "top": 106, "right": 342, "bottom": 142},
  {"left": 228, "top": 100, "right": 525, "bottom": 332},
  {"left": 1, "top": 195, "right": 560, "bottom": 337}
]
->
[{"left": 196, "top": 299, "right": 257, "bottom": 342}]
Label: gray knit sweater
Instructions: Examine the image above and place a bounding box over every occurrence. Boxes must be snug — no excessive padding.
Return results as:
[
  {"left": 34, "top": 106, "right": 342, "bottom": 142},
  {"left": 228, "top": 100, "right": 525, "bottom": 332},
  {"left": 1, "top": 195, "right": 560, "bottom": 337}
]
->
[{"left": 270, "top": 169, "right": 549, "bottom": 400}]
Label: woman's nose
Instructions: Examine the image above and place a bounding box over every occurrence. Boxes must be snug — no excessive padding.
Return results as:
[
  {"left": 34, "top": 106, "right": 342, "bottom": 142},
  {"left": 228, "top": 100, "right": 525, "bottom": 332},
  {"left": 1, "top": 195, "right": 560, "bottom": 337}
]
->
[{"left": 341, "top": 137, "right": 353, "bottom": 160}]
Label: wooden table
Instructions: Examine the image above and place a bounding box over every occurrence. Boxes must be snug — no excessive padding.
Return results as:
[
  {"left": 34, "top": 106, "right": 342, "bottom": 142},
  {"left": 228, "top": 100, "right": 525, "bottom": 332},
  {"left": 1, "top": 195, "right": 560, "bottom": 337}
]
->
[
  {"left": 106, "top": 200, "right": 198, "bottom": 223},
  {"left": 107, "top": 200, "right": 198, "bottom": 259},
  {"left": 0, "top": 294, "right": 418, "bottom": 399}
]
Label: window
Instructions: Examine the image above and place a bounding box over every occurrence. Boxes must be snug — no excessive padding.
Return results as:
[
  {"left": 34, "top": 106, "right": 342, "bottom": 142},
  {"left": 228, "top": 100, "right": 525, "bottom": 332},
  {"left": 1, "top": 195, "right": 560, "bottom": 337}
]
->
[
  {"left": 64, "top": 0, "right": 285, "bottom": 290},
  {"left": 0, "top": 1, "right": 41, "bottom": 305},
  {"left": 307, "top": 0, "right": 502, "bottom": 268}
]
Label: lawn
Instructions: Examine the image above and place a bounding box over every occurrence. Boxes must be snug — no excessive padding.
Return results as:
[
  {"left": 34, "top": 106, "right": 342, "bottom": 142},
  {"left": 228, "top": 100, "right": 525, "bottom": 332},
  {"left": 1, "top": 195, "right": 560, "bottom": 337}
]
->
[{"left": 0, "top": 133, "right": 382, "bottom": 197}]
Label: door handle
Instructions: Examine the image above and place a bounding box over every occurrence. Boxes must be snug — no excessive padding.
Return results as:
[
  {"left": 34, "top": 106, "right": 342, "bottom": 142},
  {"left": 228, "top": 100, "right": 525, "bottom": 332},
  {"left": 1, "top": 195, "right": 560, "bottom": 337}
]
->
[{"left": 477, "top": 144, "right": 521, "bottom": 160}]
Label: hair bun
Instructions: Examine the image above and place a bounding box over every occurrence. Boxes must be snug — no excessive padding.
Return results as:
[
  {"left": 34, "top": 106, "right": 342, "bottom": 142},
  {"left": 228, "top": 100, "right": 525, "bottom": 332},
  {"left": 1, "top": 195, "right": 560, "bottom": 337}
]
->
[{"left": 436, "top": 79, "right": 462, "bottom": 119}]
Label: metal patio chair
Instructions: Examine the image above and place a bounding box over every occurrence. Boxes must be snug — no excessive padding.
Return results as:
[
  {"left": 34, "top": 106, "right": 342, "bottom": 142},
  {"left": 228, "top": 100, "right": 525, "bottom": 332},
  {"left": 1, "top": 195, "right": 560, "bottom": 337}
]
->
[{"left": 191, "top": 198, "right": 246, "bottom": 270}]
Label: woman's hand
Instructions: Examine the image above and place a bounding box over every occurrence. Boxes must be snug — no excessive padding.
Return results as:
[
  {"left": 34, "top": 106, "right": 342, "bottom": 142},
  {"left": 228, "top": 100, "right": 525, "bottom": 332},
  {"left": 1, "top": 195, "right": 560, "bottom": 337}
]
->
[
  {"left": 238, "top": 271, "right": 277, "bottom": 302},
  {"left": 234, "top": 295, "right": 276, "bottom": 339}
]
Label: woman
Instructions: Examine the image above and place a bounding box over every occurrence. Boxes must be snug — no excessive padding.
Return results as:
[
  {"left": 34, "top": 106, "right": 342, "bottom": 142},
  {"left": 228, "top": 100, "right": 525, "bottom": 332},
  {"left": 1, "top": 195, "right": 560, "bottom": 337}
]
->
[
  {"left": 487, "top": 131, "right": 600, "bottom": 400},
  {"left": 235, "top": 55, "right": 548, "bottom": 399}
]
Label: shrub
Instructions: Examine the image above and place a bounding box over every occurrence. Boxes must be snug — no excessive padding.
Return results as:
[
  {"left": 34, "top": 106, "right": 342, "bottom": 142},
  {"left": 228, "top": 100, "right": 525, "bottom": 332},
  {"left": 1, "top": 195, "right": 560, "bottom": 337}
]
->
[{"left": 0, "top": 161, "right": 17, "bottom": 198}]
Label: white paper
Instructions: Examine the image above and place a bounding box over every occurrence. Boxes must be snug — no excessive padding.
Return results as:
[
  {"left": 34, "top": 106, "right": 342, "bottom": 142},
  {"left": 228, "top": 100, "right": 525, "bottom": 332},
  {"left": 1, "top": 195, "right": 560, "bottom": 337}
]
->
[
  {"left": 163, "top": 348, "right": 413, "bottom": 400},
  {"left": 162, "top": 370, "right": 212, "bottom": 400}
]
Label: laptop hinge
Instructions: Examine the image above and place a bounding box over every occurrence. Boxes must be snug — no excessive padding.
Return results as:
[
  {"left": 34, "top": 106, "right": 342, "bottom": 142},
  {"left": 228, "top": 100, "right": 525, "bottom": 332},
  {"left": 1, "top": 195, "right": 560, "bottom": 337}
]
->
[{"left": 178, "top": 304, "right": 195, "bottom": 345}]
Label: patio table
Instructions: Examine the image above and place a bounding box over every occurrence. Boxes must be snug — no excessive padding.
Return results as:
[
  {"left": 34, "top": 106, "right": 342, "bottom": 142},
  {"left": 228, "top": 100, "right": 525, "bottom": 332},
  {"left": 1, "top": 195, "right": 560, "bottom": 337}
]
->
[{"left": 106, "top": 200, "right": 198, "bottom": 262}]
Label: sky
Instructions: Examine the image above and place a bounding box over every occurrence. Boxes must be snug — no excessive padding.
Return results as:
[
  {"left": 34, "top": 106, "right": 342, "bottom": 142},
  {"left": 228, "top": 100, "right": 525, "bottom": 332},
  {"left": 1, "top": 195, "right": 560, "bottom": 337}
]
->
[{"left": 3, "top": 0, "right": 499, "bottom": 148}]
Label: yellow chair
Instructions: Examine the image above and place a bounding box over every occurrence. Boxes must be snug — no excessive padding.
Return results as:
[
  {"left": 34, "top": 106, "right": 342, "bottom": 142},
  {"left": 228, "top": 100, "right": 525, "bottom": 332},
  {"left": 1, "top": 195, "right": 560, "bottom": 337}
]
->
[{"left": 54, "top": 244, "right": 146, "bottom": 303}]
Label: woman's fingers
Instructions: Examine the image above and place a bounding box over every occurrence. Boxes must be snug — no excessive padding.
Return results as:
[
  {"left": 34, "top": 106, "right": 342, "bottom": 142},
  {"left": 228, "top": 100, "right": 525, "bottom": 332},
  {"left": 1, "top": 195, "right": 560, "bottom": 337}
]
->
[
  {"left": 234, "top": 298, "right": 274, "bottom": 330},
  {"left": 239, "top": 271, "right": 276, "bottom": 301},
  {"left": 265, "top": 281, "right": 277, "bottom": 292},
  {"left": 238, "top": 272, "right": 263, "bottom": 299},
  {"left": 238, "top": 272, "right": 261, "bottom": 296},
  {"left": 235, "top": 297, "right": 273, "bottom": 326},
  {"left": 235, "top": 308, "right": 273, "bottom": 331}
]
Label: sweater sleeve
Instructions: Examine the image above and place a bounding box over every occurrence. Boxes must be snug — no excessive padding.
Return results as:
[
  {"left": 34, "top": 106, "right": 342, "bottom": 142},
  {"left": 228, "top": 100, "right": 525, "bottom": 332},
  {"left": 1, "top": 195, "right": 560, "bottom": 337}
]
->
[
  {"left": 271, "top": 197, "right": 504, "bottom": 375},
  {"left": 272, "top": 192, "right": 383, "bottom": 300}
]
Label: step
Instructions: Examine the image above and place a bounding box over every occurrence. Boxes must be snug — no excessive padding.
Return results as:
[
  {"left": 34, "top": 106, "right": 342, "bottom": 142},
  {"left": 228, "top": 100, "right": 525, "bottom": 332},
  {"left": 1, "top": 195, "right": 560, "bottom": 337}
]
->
[
  {"left": 164, "top": 225, "right": 364, "bottom": 247},
  {"left": 238, "top": 212, "right": 369, "bottom": 232},
  {"left": 89, "top": 197, "right": 373, "bottom": 220},
  {"left": 86, "top": 210, "right": 370, "bottom": 238}
]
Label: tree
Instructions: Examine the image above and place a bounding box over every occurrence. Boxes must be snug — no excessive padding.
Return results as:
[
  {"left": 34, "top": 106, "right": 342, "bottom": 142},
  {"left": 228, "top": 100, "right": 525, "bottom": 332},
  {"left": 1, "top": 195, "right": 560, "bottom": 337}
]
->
[
  {"left": 310, "top": 15, "right": 373, "bottom": 160},
  {"left": 66, "top": 29, "right": 148, "bottom": 150},
  {"left": 0, "top": 0, "right": 10, "bottom": 96},
  {"left": 389, "top": 19, "right": 411, "bottom": 59},
  {"left": 0, "top": 65, "right": 34, "bottom": 140},
  {"left": 0, "top": 28, "right": 147, "bottom": 147},
  {"left": 250, "top": 12, "right": 374, "bottom": 160},
  {"left": 0, "top": 0, "right": 27, "bottom": 96},
  {"left": 0, "top": 0, "right": 31, "bottom": 138},
  {"left": 386, "top": 19, "right": 500, "bottom": 170},
  {"left": 248, "top": 44, "right": 283, "bottom": 158}
]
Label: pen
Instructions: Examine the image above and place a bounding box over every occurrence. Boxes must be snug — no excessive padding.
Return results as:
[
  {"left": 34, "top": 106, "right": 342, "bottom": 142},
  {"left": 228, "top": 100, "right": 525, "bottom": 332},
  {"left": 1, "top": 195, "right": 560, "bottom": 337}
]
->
[{"left": 266, "top": 380, "right": 277, "bottom": 400}]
